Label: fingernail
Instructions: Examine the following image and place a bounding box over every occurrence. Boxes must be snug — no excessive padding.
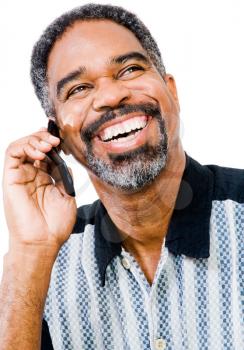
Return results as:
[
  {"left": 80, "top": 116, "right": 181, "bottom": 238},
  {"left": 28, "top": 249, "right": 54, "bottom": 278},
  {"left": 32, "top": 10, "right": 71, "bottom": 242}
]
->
[
  {"left": 40, "top": 140, "right": 50, "bottom": 147},
  {"left": 48, "top": 134, "right": 60, "bottom": 142}
]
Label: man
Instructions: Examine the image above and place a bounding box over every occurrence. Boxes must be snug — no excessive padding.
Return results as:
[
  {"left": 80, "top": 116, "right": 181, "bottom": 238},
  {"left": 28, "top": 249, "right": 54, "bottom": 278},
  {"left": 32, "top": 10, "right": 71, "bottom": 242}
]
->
[{"left": 0, "top": 3, "right": 243, "bottom": 350}]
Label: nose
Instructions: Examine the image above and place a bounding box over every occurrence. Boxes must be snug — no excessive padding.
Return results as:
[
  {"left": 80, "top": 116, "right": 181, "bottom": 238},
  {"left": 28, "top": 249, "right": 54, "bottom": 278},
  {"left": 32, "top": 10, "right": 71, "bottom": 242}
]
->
[{"left": 92, "top": 78, "right": 131, "bottom": 112}]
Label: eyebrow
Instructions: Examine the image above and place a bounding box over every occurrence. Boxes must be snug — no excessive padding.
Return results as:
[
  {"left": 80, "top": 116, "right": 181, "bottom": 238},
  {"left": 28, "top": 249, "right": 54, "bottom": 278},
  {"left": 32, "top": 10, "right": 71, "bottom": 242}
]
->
[
  {"left": 56, "top": 66, "right": 86, "bottom": 99},
  {"left": 110, "top": 51, "right": 150, "bottom": 65},
  {"left": 56, "top": 51, "right": 150, "bottom": 99}
]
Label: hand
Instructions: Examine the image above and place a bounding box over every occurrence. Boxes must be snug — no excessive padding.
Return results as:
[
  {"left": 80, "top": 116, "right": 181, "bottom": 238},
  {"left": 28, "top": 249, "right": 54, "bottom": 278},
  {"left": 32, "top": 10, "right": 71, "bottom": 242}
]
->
[{"left": 2, "top": 127, "right": 77, "bottom": 254}]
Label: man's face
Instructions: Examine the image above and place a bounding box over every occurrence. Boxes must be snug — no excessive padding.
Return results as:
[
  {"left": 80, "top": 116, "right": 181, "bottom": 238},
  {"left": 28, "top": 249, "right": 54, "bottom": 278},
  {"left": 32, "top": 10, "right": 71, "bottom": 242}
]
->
[{"left": 47, "top": 20, "right": 180, "bottom": 192}]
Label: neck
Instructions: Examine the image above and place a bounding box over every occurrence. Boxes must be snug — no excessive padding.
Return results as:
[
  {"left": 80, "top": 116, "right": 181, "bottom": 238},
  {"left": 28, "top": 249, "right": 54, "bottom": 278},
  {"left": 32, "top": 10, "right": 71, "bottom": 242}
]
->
[{"left": 89, "top": 146, "right": 186, "bottom": 259}]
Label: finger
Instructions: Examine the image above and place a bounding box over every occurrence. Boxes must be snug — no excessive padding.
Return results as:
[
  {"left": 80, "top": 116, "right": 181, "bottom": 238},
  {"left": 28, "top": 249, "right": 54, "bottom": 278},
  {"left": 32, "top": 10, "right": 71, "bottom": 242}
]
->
[
  {"left": 4, "top": 133, "right": 60, "bottom": 170},
  {"left": 5, "top": 142, "right": 45, "bottom": 170},
  {"left": 32, "top": 159, "right": 67, "bottom": 197},
  {"left": 33, "top": 160, "right": 40, "bottom": 168},
  {"left": 23, "top": 144, "right": 47, "bottom": 162},
  {"left": 33, "top": 154, "right": 64, "bottom": 183},
  {"left": 33, "top": 160, "right": 74, "bottom": 198},
  {"left": 28, "top": 136, "right": 53, "bottom": 153},
  {"left": 30, "top": 132, "right": 60, "bottom": 146},
  {"left": 19, "top": 131, "right": 60, "bottom": 148},
  {"left": 32, "top": 158, "right": 62, "bottom": 194},
  {"left": 33, "top": 159, "right": 49, "bottom": 173}
]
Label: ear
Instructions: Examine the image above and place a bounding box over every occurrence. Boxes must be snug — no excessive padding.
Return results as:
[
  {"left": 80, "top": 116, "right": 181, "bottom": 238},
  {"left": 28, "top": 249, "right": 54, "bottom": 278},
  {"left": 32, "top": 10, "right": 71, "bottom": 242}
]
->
[{"left": 164, "top": 74, "right": 180, "bottom": 111}]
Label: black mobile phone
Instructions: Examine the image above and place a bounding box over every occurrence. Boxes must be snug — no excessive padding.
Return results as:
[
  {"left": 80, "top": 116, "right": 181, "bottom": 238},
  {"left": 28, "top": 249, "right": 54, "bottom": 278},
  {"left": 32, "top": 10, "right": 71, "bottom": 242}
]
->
[{"left": 46, "top": 120, "right": 75, "bottom": 197}]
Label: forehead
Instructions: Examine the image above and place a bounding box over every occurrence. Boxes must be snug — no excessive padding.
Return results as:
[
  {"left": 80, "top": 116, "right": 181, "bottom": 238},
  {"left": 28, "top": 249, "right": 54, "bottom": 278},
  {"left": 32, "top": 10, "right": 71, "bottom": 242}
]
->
[{"left": 47, "top": 19, "right": 145, "bottom": 82}]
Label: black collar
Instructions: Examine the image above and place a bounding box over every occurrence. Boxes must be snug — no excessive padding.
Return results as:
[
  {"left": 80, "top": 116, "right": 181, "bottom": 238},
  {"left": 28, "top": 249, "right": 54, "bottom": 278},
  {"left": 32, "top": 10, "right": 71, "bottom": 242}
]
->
[{"left": 92, "top": 153, "right": 214, "bottom": 286}]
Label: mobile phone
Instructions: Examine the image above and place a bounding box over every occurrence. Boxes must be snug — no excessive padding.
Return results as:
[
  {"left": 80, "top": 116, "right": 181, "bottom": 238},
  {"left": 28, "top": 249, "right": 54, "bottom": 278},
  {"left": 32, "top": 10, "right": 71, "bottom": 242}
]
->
[{"left": 46, "top": 120, "right": 75, "bottom": 197}]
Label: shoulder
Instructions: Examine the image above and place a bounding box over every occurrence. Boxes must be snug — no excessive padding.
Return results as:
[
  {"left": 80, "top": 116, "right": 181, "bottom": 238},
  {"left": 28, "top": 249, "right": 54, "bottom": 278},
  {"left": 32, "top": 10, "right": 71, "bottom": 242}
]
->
[{"left": 206, "top": 163, "right": 244, "bottom": 203}]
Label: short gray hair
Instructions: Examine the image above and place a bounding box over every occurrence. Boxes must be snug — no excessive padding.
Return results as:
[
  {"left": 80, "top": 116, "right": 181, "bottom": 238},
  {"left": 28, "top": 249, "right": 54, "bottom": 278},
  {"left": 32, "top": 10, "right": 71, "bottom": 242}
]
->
[{"left": 30, "top": 3, "right": 166, "bottom": 117}]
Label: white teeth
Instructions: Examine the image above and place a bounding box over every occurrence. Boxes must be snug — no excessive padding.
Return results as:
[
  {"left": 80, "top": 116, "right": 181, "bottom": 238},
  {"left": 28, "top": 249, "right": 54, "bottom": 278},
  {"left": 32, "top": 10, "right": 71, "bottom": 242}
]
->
[
  {"left": 100, "top": 116, "right": 147, "bottom": 142},
  {"left": 106, "top": 129, "right": 112, "bottom": 140},
  {"left": 110, "top": 130, "right": 141, "bottom": 143},
  {"left": 124, "top": 122, "right": 132, "bottom": 133},
  {"left": 114, "top": 125, "right": 126, "bottom": 137}
]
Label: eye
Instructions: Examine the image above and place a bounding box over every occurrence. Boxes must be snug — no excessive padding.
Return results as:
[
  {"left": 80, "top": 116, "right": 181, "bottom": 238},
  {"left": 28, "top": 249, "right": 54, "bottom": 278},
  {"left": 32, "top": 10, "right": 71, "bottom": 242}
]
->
[
  {"left": 67, "top": 84, "right": 91, "bottom": 98},
  {"left": 118, "top": 65, "right": 145, "bottom": 79}
]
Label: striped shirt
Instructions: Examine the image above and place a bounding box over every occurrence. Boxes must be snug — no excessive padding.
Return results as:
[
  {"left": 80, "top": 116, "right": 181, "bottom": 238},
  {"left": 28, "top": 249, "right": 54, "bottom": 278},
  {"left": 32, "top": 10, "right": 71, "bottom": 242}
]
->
[{"left": 41, "top": 154, "right": 244, "bottom": 350}]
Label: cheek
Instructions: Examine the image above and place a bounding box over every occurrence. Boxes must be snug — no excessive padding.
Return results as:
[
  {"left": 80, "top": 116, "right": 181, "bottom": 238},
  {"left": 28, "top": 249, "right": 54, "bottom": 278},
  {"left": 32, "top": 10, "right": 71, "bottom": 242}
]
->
[
  {"left": 57, "top": 101, "right": 88, "bottom": 130},
  {"left": 55, "top": 102, "right": 89, "bottom": 162},
  {"left": 126, "top": 76, "right": 174, "bottom": 113},
  {"left": 127, "top": 76, "right": 180, "bottom": 144}
]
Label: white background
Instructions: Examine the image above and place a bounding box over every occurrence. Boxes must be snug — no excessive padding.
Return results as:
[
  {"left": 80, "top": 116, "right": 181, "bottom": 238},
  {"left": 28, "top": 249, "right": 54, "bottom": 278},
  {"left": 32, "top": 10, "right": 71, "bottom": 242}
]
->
[{"left": 0, "top": 0, "right": 244, "bottom": 278}]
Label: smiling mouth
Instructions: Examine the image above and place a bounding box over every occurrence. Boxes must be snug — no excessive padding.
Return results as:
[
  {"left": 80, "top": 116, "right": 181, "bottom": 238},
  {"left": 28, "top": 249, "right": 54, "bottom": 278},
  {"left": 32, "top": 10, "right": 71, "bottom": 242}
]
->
[{"left": 97, "top": 115, "right": 150, "bottom": 143}]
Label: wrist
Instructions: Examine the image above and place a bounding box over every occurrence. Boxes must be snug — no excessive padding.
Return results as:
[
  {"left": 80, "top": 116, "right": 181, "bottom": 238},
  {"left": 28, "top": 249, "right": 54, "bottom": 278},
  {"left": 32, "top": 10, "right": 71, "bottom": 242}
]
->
[
  {"left": 3, "top": 247, "right": 57, "bottom": 286},
  {"left": 8, "top": 241, "right": 60, "bottom": 261},
  {"left": 2, "top": 250, "right": 55, "bottom": 305}
]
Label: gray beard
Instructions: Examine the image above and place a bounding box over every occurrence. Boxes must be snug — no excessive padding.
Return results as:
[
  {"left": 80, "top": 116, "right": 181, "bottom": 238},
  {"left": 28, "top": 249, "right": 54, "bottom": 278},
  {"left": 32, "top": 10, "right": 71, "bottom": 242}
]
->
[{"left": 85, "top": 116, "right": 168, "bottom": 192}]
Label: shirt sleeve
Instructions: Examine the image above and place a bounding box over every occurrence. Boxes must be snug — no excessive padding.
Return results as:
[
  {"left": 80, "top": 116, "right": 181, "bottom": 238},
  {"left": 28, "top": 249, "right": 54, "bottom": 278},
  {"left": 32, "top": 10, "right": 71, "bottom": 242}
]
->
[{"left": 41, "top": 318, "right": 54, "bottom": 350}]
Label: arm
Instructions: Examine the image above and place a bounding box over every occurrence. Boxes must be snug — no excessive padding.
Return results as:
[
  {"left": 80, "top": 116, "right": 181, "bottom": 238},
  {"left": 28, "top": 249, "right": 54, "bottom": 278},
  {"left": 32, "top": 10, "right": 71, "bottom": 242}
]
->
[
  {"left": 0, "top": 128, "right": 77, "bottom": 349},
  {"left": 0, "top": 248, "right": 56, "bottom": 350}
]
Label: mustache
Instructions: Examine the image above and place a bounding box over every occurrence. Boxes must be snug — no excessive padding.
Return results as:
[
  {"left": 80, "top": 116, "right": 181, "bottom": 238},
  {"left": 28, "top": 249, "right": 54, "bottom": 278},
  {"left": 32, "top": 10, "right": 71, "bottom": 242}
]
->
[{"left": 81, "top": 102, "right": 161, "bottom": 142}]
